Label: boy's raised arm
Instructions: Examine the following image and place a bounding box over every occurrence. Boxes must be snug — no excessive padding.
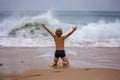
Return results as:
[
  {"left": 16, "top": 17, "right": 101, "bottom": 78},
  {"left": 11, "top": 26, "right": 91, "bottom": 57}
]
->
[
  {"left": 63, "top": 26, "right": 77, "bottom": 39},
  {"left": 41, "top": 24, "right": 55, "bottom": 37}
]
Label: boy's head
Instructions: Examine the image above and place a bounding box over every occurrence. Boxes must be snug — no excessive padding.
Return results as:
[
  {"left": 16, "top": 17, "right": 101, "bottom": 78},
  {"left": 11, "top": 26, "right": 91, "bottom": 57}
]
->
[{"left": 55, "top": 28, "right": 62, "bottom": 37}]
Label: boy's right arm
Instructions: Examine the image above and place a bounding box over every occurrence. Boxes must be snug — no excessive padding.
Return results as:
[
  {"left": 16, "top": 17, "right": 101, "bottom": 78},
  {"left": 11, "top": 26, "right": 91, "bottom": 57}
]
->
[
  {"left": 41, "top": 24, "right": 55, "bottom": 37},
  {"left": 63, "top": 26, "right": 77, "bottom": 39}
]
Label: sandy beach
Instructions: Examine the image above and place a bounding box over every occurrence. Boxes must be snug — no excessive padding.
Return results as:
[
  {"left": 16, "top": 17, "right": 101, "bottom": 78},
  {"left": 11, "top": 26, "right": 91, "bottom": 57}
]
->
[
  {"left": 0, "top": 68, "right": 120, "bottom": 80},
  {"left": 0, "top": 47, "right": 120, "bottom": 80}
]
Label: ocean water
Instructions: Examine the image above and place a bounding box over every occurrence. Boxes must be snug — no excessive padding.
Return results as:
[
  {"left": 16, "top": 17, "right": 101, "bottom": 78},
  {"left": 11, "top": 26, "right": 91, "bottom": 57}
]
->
[{"left": 0, "top": 10, "right": 120, "bottom": 47}]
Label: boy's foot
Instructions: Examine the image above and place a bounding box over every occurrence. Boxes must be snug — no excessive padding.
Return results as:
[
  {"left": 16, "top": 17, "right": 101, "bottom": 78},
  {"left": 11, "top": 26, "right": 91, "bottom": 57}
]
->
[
  {"left": 58, "top": 62, "right": 69, "bottom": 68},
  {"left": 49, "top": 61, "right": 57, "bottom": 67},
  {"left": 58, "top": 62, "right": 64, "bottom": 67}
]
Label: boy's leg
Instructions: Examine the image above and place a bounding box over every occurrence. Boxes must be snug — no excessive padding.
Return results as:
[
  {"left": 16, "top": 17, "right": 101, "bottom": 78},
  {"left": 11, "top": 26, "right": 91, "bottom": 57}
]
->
[
  {"left": 49, "top": 57, "right": 58, "bottom": 67},
  {"left": 59, "top": 56, "right": 69, "bottom": 67}
]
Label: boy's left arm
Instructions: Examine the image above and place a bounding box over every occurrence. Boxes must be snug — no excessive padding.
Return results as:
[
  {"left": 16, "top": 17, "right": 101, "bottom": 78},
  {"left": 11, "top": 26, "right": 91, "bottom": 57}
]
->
[{"left": 63, "top": 26, "right": 77, "bottom": 39}]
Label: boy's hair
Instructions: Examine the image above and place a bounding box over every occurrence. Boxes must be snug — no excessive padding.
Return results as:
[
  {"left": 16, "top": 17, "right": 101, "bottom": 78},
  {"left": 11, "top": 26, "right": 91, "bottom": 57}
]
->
[{"left": 55, "top": 28, "right": 62, "bottom": 37}]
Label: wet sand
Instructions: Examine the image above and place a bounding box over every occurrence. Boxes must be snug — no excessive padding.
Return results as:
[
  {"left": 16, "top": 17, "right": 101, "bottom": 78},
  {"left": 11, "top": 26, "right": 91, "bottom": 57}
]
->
[
  {"left": 0, "top": 68, "right": 120, "bottom": 80},
  {"left": 0, "top": 47, "right": 120, "bottom": 80}
]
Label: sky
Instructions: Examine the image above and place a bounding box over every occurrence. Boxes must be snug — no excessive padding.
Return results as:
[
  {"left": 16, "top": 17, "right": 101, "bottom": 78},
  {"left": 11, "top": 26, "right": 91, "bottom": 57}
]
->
[{"left": 0, "top": 0, "right": 120, "bottom": 11}]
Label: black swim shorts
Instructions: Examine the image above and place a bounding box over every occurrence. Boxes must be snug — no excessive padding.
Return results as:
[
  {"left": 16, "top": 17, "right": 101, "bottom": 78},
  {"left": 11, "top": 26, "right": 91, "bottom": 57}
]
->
[{"left": 55, "top": 50, "right": 66, "bottom": 58}]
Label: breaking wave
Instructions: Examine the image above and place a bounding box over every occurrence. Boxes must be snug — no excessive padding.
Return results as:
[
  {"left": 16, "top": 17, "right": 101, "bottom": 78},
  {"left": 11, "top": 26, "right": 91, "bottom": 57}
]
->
[{"left": 0, "top": 10, "right": 120, "bottom": 47}]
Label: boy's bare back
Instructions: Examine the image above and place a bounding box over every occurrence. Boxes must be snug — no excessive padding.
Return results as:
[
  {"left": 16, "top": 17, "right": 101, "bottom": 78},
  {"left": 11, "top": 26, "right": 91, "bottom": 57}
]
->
[{"left": 53, "top": 35, "right": 65, "bottom": 50}]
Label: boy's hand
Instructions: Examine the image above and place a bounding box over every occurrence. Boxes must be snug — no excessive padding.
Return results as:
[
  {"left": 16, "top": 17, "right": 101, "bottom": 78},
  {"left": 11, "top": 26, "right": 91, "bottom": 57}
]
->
[
  {"left": 72, "top": 26, "right": 77, "bottom": 31},
  {"left": 41, "top": 24, "right": 45, "bottom": 26}
]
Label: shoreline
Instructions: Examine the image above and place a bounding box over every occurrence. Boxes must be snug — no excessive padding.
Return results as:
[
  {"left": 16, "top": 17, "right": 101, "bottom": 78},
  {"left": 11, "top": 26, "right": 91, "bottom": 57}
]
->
[{"left": 0, "top": 47, "right": 120, "bottom": 69}]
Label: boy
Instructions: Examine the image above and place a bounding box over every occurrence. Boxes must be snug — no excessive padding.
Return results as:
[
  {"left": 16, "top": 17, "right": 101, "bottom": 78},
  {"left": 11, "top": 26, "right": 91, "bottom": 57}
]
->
[{"left": 41, "top": 24, "right": 77, "bottom": 67}]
